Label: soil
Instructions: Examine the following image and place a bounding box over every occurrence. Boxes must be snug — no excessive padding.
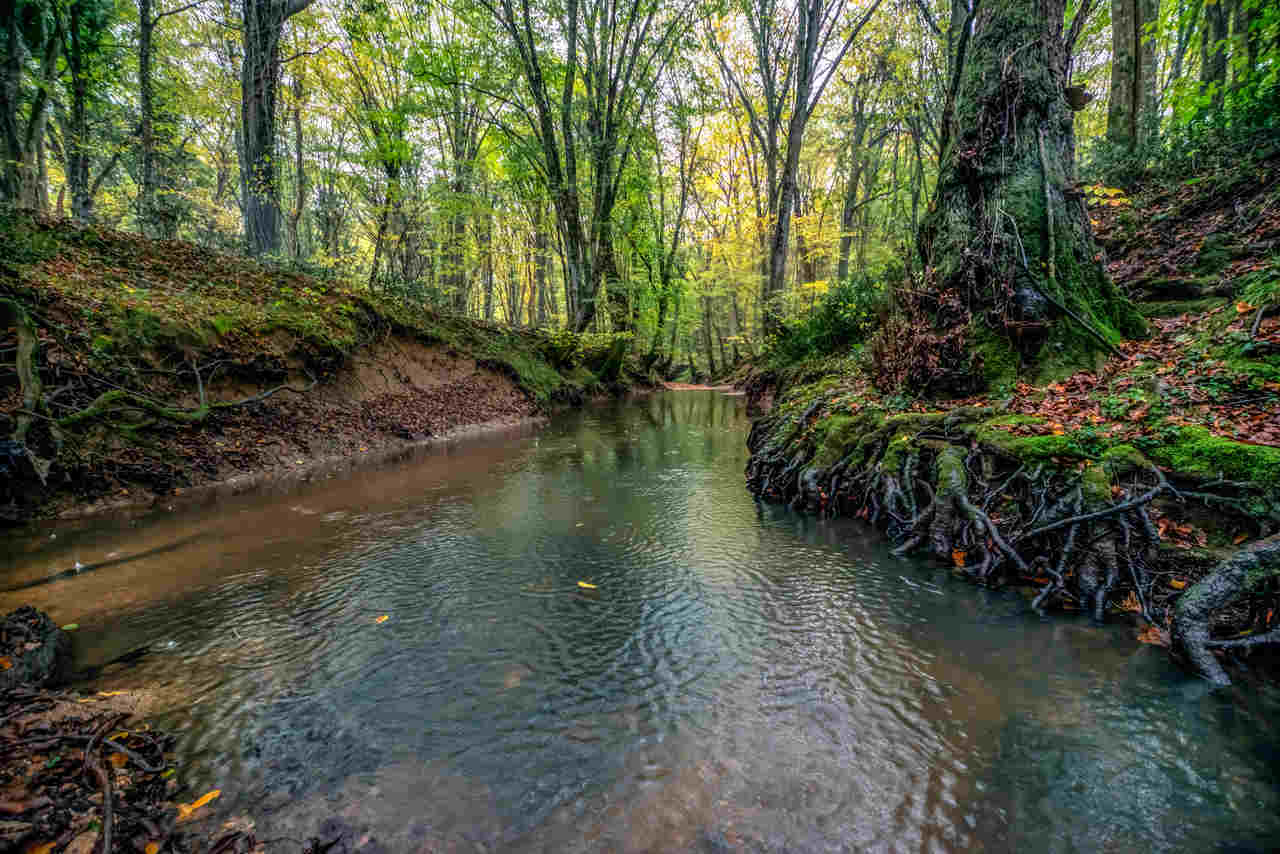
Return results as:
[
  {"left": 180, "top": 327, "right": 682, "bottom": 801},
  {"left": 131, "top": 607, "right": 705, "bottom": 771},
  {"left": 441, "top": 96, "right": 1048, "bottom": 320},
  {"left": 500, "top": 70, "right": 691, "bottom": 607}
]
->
[{"left": 42, "top": 338, "right": 541, "bottom": 522}]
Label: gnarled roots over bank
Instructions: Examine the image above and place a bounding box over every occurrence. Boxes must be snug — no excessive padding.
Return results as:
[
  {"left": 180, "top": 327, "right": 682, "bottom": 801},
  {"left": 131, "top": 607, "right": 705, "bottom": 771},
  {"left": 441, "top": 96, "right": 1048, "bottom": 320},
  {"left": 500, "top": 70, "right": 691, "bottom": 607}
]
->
[{"left": 746, "top": 404, "right": 1280, "bottom": 685}]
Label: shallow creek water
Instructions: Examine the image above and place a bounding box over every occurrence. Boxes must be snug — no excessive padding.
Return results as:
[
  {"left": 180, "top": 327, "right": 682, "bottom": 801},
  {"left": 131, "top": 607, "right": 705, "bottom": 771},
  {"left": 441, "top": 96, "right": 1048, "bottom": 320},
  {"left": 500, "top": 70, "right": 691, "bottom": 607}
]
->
[{"left": 4, "top": 391, "right": 1280, "bottom": 853}]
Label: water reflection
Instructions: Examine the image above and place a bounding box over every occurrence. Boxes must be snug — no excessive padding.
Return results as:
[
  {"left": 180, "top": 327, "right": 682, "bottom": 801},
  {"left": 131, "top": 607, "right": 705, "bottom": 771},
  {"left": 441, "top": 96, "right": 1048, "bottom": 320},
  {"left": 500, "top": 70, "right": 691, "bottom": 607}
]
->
[{"left": 4, "top": 392, "right": 1280, "bottom": 853}]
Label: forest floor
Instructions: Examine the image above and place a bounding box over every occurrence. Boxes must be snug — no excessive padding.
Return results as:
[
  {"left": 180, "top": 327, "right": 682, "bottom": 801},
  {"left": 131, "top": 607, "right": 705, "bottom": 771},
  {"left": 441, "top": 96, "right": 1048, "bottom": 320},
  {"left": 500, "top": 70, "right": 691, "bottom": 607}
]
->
[
  {"left": 743, "top": 151, "right": 1280, "bottom": 681},
  {"left": 0, "top": 214, "right": 648, "bottom": 525}
]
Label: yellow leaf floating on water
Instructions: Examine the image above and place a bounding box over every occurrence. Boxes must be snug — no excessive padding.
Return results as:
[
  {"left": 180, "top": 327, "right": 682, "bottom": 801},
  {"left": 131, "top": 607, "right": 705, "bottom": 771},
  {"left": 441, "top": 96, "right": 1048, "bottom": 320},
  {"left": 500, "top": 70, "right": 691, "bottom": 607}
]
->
[
  {"left": 374, "top": 615, "right": 389, "bottom": 624},
  {"left": 577, "top": 581, "right": 598, "bottom": 590},
  {"left": 176, "top": 789, "right": 221, "bottom": 821}
]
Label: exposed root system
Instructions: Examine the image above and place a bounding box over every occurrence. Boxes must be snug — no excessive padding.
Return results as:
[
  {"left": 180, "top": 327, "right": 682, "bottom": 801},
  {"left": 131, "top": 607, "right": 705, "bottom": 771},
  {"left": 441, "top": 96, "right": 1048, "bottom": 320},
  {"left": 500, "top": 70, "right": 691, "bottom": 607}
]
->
[{"left": 746, "top": 403, "right": 1280, "bottom": 685}]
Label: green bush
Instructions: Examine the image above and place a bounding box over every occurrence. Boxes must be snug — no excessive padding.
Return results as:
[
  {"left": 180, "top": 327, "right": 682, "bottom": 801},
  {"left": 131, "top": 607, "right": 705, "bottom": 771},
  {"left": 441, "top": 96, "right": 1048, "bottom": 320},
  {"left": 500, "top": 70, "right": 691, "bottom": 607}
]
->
[{"left": 767, "top": 270, "right": 891, "bottom": 364}]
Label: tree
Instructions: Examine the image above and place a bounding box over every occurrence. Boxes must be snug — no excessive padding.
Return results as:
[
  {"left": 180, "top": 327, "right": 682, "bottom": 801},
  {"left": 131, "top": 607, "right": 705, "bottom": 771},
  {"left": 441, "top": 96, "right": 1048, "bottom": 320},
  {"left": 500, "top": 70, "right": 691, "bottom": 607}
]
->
[
  {"left": 1, "top": 0, "right": 63, "bottom": 207},
  {"left": 710, "top": 0, "right": 883, "bottom": 336},
  {"left": 896, "top": 0, "right": 1145, "bottom": 391},
  {"left": 60, "top": 0, "right": 122, "bottom": 221},
  {"left": 478, "top": 0, "right": 690, "bottom": 332},
  {"left": 240, "top": 0, "right": 313, "bottom": 255},
  {"left": 137, "top": 0, "right": 204, "bottom": 233},
  {"left": 1107, "top": 0, "right": 1158, "bottom": 150}
]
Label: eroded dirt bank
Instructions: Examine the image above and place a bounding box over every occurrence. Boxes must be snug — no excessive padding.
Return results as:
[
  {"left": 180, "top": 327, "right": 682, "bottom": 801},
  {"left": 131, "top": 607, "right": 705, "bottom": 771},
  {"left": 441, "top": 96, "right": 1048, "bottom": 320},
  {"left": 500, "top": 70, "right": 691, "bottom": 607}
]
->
[{"left": 1, "top": 213, "right": 643, "bottom": 524}]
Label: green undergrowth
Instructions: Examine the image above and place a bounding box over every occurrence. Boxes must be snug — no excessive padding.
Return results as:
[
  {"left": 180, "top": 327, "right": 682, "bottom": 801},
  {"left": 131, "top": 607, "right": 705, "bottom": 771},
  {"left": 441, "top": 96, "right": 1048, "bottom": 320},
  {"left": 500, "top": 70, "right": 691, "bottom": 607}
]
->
[{"left": 0, "top": 213, "right": 618, "bottom": 405}]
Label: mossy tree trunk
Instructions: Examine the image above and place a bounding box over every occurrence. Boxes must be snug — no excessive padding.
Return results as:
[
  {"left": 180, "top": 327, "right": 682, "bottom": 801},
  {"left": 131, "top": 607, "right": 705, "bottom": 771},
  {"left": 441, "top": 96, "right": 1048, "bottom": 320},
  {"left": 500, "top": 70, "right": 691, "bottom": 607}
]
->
[{"left": 910, "top": 0, "right": 1145, "bottom": 392}]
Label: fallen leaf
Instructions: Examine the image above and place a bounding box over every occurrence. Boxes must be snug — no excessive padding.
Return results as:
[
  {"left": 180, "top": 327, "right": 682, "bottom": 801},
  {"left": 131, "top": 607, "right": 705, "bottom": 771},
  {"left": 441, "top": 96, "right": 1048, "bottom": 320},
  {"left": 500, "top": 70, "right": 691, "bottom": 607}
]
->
[
  {"left": 23, "top": 842, "right": 55, "bottom": 854},
  {"left": 1234, "top": 532, "right": 1249, "bottom": 545},
  {"left": 1119, "top": 591, "right": 1142, "bottom": 613},
  {"left": 951, "top": 549, "right": 966, "bottom": 568},
  {"left": 1169, "top": 578, "right": 1188, "bottom": 590},
  {"left": 60, "top": 624, "right": 79, "bottom": 631},
  {"left": 577, "top": 581, "right": 598, "bottom": 590},
  {"left": 374, "top": 615, "right": 389, "bottom": 624},
  {"left": 108, "top": 752, "right": 128, "bottom": 768},
  {"left": 1236, "top": 301, "right": 1256, "bottom": 314},
  {"left": 176, "top": 789, "right": 221, "bottom": 821},
  {"left": 96, "top": 691, "right": 126, "bottom": 697},
  {"left": 144, "top": 843, "right": 160, "bottom": 854},
  {"left": 1137, "top": 624, "right": 1170, "bottom": 646},
  {"left": 62, "top": 832, "right": 98, "bottom": 854},
  {"left": 0, "top": 657, "right": 11, "bottom": 671}
]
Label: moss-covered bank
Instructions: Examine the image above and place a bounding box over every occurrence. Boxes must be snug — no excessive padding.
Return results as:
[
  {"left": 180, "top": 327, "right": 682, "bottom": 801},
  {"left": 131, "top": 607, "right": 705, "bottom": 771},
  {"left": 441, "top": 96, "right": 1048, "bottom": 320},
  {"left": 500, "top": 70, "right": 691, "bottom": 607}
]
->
[
  {"left": 745, "top": 373, "right": 1280, "bottom": 685},
  {"left": 0, "top": 213, "right": 650, "bottom": 523}
]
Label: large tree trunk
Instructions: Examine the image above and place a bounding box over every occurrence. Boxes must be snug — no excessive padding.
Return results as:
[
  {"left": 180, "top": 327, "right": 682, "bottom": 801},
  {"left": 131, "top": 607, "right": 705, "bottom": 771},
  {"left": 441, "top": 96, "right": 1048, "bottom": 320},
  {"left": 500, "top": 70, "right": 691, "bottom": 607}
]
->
[
  {"left": 240, "top": 0, "right": 312, "bottom": 255},
  {"left": 906, "top": 0, "right": 1145, "bottom": 393}
]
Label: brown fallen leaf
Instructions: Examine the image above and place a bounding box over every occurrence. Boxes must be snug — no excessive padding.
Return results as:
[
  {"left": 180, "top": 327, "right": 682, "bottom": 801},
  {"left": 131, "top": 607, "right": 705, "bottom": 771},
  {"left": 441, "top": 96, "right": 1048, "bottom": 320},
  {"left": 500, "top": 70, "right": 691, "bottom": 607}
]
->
[
  {"left": 1137, "top": 624, "right": 1170, "bottom": 646},
  {"left": 951, "top": 549, "right": 966, "bottom": 568},
  {"left": 1169, "top": 578, "right": 1188, "bottom": 589}
]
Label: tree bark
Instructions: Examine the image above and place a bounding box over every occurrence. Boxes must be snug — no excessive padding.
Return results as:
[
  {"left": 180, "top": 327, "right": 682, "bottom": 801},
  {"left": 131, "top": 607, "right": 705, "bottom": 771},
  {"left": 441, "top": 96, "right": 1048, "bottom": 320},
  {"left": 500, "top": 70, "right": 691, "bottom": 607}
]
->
[
  {"left": 1107, "top": 0, "right": 1159, "bottom": 150},
  {"left": 909, "top": 0, "right": 1145, "bottom": 392},
  {"left": 240, "top": 0, "right": 313, "bottom": 255},
  {"left": 138, "top": 0, "right": 157, "bottom": 231},
  {"left": 1199, "top": 0, "right": 1229, "bottom": 113},
  {"left": 287, "top": 74, "right": 305, "bottom": 259},
  {"left": 1, "top": 0, "right": 62, "bottom": 206}
]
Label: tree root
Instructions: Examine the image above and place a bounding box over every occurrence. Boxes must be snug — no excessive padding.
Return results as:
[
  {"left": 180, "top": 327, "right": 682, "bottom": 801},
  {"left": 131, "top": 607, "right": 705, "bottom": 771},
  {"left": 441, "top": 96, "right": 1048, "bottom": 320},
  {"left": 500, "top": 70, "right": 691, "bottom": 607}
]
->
[
  {"left": 1172, "top": 533, "right": 1280, "bottom": 685},
  {"left": 747, "top": 406, "right": 1280, "bottom": 684}
]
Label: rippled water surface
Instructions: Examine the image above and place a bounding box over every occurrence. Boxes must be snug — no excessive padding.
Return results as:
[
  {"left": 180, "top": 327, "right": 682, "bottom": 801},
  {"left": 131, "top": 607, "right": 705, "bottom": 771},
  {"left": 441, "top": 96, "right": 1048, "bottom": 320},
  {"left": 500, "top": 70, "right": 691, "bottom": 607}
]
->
[{"left": 5, "top": 391, "right": 1280, "bottom": 853}]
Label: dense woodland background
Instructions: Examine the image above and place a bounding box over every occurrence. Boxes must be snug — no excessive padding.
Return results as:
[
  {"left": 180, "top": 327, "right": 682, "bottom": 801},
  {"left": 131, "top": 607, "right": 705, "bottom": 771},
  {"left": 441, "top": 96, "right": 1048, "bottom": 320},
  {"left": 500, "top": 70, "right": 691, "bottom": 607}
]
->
[{"left": 1, "top": 0, "right": 1276, "bottom": 373}]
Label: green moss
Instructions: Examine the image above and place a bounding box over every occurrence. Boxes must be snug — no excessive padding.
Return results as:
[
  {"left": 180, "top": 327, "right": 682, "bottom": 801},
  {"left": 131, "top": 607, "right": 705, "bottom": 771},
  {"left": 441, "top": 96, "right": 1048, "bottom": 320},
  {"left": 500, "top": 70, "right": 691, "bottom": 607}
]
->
[
  {"left": 1145, "top": 426, "right": 1280, "bottom": 486},
  {"left": 1081, "top": 460, "right": 1112, "bottom": 504},
  {"left": 1139, "top": 297, "right": 1230, "bottom": 318},
  {"left": 970, "top": 321, "right": 1018, "bottom": 390},
  {"left": 1100, "top": 443, "right": 1151, "bottom": 475},
  {"left": 973, "top": 415, "right": 1092, "bottom": 460}
]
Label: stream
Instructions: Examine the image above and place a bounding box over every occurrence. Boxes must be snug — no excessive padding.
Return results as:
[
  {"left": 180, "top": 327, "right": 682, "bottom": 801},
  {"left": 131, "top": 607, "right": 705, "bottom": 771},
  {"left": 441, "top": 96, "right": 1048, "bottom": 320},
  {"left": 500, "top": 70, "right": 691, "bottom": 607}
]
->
[{"left": 4, "top": 391, "right": 1280, "bottom": 852}]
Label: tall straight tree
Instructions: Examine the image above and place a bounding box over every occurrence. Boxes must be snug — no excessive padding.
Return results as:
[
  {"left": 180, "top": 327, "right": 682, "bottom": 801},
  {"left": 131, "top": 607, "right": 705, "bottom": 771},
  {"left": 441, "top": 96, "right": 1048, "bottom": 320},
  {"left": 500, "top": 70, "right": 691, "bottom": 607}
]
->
[
  {"left": 1107, "top": 0, "right": 1158, "bottom": 150},
  {"left": 240, "top": 0, "right": 313, "bottom": 255},
  {"left": 137, "top": 0, "right": 203, "bottom": 234},
  {"left": 477, "top": 0, "right": 691, "bottom": 332},
  {"left": 898, "top": 0, "right": 1145, "bottom": 391},
  {"left": 710, "top": 0, "right": 883, "bottom": 336}
]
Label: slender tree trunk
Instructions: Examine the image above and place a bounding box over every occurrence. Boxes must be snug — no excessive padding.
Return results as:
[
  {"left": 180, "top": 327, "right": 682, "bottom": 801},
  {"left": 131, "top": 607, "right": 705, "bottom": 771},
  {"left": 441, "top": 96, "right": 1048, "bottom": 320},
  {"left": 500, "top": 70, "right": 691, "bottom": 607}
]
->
[
  {"left": 534, "top": 218, "right": 548, "bottom": 326},
  {"left": 1199, "top": 0, "right": 1229, "bottom": 112},
  {"left": 138, "top": 0, "right": 157, "bottom": 232},
  {"left": 701, "top": 295, "right": 717, "bottom": 376},
  {"left": 287, "top": 75, "right": 305, "bottom": 258}
]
